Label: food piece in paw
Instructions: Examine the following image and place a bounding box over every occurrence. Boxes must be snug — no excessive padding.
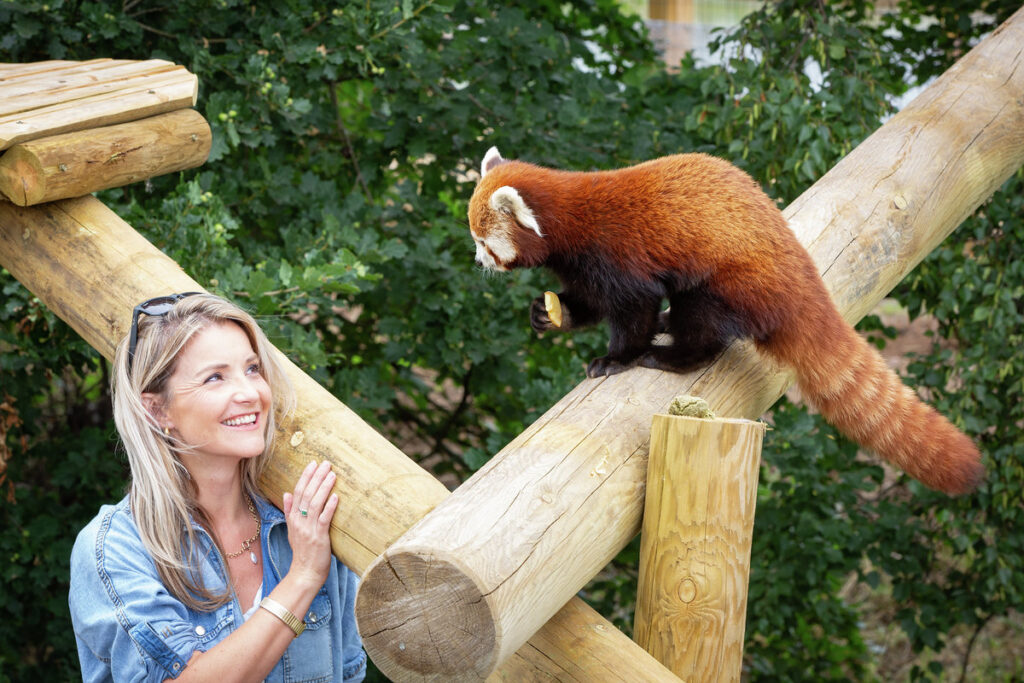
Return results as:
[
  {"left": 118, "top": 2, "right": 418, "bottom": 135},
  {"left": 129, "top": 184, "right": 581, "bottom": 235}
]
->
[{"left": 544, "top": 291, "right": 563, "bottom": 328}]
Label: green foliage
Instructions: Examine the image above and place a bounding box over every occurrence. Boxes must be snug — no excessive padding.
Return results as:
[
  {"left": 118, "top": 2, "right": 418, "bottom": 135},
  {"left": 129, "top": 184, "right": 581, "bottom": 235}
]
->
[{"left": 1, "top": 0, "right": 1022, "bottom": 680}]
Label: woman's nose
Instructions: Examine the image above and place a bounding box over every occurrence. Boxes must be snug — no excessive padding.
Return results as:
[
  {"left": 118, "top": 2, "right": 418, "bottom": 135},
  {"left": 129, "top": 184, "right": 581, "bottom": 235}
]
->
[{"left": 232, "top": 377, "right": 261, "bottom": 401}]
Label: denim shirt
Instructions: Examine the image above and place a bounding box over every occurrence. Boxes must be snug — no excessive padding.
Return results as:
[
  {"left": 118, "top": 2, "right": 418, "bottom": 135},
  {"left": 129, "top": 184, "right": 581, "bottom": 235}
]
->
[{"left": 69, "top": 494, "right": 366, "bottom": 683}]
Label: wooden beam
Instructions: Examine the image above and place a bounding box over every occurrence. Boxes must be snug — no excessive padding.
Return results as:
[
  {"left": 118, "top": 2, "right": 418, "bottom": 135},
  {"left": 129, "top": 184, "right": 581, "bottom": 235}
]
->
[
  {"left": 634, "top": 415, "right": 764, "bottom": 680},
  {"left": 0, "top": 196, "right": 678, "bottom": 681},
  {"left": 354, "top": 6, "right": 1024, "bottom": 680},
  {"left": 0, "top": 58, "right": 125, "bottom": 81},
  {"left": 0, "top": 109, "right": 211, "bottom": 206},
  {"left": 0, "top": 60, "right": 182, "bottom": 115},
  {"left": 0, "top": 67, "right": 197, "bottom": 150}
]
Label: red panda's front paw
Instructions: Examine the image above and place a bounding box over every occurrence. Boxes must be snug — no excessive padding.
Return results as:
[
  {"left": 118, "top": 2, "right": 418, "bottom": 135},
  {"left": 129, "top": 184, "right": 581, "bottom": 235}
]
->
[{"left": 530, "top": 296, "right": 557, "bottom": 333}]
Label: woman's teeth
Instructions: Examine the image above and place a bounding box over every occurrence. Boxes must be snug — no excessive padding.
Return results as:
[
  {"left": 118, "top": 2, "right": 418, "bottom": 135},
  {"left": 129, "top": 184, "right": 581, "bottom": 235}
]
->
[{"left": 223, "top": 414, "right": 257, "bottom": 426}]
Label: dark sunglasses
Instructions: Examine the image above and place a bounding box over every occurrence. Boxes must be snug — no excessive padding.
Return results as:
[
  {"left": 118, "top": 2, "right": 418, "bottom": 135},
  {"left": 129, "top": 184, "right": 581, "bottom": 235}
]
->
[{"left": 127, "top": 292, "right": 202, "bottom": 379}]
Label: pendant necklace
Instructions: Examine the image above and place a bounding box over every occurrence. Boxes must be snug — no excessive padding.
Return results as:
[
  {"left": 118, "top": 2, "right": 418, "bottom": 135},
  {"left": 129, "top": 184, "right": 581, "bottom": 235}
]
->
[{"left": 224, "top": 494, "right": 261, "bottom": 565}]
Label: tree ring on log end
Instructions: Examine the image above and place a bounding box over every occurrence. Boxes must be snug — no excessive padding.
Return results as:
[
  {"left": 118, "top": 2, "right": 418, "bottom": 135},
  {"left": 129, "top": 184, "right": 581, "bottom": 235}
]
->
[{"left": 356, "top": 548, "right": 497, "bottom": 681}]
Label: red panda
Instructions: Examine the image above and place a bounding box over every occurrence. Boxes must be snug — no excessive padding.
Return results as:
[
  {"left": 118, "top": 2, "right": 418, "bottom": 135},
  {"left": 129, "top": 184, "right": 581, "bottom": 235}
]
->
[{"left": 467, "top": 147, "right": 983, "bottom": 496}]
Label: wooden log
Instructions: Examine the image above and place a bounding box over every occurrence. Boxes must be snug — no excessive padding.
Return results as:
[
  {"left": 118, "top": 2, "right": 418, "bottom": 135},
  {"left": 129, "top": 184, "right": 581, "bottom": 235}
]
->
[
  {"left": 0, "top": 109, "right": 212, "bottom": 206},
  {"left": 354, "top": 6, "right": 1024, "bottom": 680},
  {"left": 0, "top": 60, "right": 181, "bottom": 115},
  {"left": 633, "top": 415, "right": 764, "bottom": 680},
  {"left": 0, "top": 59, "right": 124, "bottom": 81},
  {"left": 0, "top": 68, "right": 197, "bottom": 150},
  {"left": 0, "top": 196, "right": 678, "bottom": 682}
]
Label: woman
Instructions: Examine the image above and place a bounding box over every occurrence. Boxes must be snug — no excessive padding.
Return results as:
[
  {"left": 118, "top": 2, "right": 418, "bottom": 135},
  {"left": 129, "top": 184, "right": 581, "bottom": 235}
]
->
[{"left": 69, "top": 292, "right": 366, "bottom": 682}]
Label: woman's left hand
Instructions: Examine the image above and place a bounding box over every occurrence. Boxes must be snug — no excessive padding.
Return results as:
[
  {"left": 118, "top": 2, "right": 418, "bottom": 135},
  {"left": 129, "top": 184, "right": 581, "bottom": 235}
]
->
[{"left": 282, "top": 460, "right": 339, "bottom": 590}]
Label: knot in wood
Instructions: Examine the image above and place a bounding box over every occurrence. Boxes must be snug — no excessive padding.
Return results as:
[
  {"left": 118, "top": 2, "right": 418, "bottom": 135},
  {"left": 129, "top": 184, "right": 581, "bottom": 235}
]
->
[{"left": 677, "top": 577, "right": 698, "bottom": 604}]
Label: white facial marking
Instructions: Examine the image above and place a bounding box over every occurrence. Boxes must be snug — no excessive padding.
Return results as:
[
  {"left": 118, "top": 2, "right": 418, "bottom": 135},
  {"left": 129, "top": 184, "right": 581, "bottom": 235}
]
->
[
  {"left": 489, "top": 186, "right": 542, "bottom": 237},
  {"left": 472, "top": 233, "right": 513, "bottom": 271},
  {"left": 484, "top": 233, "right": 516, "bottom": 269}
]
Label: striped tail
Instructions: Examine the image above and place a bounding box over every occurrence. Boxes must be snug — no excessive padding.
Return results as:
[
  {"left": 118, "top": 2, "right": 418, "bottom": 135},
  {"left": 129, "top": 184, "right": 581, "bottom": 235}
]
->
[{"left": 762, "top": 299, "right": 984, "bottom": 495}]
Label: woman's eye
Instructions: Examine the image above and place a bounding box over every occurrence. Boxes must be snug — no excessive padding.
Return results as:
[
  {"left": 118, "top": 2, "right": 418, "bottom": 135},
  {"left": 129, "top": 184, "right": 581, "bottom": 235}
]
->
[
  {"left": 247, "top": 363, "right": 261, "bottom": 375},
  {"left": 204, "top": 372, "right": 223, "bottom": 383}
]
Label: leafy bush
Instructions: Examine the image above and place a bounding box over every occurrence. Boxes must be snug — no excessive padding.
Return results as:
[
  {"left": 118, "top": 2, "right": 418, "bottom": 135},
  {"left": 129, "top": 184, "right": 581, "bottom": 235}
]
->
[{"left": 1, "top": 0, "right": 1021, "bottom": 680}]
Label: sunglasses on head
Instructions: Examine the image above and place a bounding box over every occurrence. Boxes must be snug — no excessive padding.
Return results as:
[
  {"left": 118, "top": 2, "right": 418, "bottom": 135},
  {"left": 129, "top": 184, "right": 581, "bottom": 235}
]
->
[{"left": 127, "top": 292, "right": 202, "bottom": 379}]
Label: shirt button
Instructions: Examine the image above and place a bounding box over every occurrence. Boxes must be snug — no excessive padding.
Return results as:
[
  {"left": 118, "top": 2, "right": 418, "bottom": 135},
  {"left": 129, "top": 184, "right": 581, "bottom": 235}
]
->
[
  {"left": 308, "top": 613, "right": 317, "bottom": 623},
  {"left": 173, "top": 663, "right": 181, "bottom": 671},
  {"left": 195, "top": 625, "right": 206, "bottom": 636}
]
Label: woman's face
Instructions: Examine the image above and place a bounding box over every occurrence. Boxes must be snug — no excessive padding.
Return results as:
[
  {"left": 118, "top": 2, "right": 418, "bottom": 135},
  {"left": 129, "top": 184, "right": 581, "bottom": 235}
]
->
[{"left": 155, "top": 321, "right": 273, "bottom": 463}]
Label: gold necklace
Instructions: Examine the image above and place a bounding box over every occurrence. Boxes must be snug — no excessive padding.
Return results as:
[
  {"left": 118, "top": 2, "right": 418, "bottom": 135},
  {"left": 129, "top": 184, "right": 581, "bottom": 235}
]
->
[{"left": 224, "top": 494, "right": 261, "bottom": 565}]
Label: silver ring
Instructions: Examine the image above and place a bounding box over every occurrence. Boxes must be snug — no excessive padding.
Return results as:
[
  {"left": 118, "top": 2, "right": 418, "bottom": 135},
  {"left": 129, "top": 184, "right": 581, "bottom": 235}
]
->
[{"left": 300, "top": 509, "right": 308, "bottom": 517}]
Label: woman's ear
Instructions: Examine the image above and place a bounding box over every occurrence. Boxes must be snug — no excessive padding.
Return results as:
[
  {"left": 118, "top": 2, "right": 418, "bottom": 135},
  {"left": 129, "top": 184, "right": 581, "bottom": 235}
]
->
[{"left": 141, "top": 392, "right": 172, "bottom": 432}]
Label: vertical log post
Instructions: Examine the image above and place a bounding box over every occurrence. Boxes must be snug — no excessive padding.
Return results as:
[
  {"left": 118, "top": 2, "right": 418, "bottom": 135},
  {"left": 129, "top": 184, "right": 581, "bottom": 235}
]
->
[{"left": 634, "top": 414, "right": 764, "bottom": 680}]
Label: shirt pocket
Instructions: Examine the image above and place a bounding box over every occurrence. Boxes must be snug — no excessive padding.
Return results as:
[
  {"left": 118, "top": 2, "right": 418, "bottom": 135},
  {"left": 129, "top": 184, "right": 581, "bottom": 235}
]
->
[
  {"left": 281, "top": 588, "right": 334, "bottom": 682},
  {"left": 129, "top": 608, "right": 232, "bottom": 679}
]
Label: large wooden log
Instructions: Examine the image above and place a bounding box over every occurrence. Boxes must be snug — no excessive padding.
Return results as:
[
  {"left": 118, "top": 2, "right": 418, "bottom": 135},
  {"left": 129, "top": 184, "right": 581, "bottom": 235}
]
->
[
  {"left": 634, "top": 415, "right": 764, "bottom": 680},
  {"left": 354, "top": 7, "right": 1024, "bottom": 680},
  {"left": 0, "top": 197, "right": 677, "bottom": 681},
  {"left": 0, "top": 109, "right": 212, "bottom": 206}
]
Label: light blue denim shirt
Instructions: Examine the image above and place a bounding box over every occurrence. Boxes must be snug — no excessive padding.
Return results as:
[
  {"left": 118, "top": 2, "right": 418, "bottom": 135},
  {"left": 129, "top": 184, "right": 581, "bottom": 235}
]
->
[{"left": 69, "top": 494, "right": 366, "bottom": 682}]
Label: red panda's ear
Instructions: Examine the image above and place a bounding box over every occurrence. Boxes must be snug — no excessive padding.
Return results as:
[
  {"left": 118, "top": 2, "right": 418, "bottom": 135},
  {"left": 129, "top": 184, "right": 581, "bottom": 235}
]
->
[
  {"left": 490, "top": 186, "right": 543, "bottom": 237},
  {"left": 481, "top": 146, "right": 505, "bottom": 179}
]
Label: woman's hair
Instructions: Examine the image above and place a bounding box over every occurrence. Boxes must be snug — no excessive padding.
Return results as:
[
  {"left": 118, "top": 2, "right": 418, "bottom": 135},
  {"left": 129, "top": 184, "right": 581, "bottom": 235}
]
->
[{"left": 111, "top": 293, "right": 294, "bottom": 611}]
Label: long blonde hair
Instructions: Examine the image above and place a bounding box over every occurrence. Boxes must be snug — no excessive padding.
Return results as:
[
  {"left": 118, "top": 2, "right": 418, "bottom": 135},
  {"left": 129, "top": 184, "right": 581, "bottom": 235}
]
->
[{"left": 111, "top": 293, "right": 294, "bottom": 610}]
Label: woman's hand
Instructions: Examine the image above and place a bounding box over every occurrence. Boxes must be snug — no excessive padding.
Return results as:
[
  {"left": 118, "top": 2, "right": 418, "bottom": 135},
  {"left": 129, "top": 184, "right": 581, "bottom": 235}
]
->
[{"left": 282, "top": 460, "right": 339, "bottom": 590}]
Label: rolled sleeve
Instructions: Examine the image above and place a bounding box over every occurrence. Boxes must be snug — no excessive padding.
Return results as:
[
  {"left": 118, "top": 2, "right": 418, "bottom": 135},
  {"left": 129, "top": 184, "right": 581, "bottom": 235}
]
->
[{"left": 70, "top": 502, "right": 206, "bottom": 683}]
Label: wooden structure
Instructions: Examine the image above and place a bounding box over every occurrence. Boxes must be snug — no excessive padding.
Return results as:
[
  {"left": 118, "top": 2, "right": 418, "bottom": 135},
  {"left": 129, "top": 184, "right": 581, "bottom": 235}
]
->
[
  {"left": 1, "top": 6, "right": 1023, "bottom": 680},
  {"left": 0, "top": 59, "right": 209, "bottom": 205},
  {"left": 354, "top": 7, "right": 1024, "bottom": 680}
]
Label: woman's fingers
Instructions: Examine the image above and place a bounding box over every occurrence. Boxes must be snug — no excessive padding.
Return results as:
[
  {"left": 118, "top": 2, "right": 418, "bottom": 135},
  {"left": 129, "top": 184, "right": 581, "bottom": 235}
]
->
[
  {"left": 291, "top": 460, "right": 318, "bottom": 512},
  {"left": 307, "top": 469, "right": 337, "bottom": 522},
  {"left": 319, "top": 494, "right": 339, "bottom": 524},
  {"left": 294, "top": 461, "right": 335, "bottom": 520}
]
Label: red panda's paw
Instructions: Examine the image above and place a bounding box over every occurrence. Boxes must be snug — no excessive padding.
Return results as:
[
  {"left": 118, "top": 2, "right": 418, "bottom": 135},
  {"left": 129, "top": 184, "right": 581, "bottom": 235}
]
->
[
  {"left": 586, "top": 356, "right": 634, "bottom": 378},
  {"left": 531, "top": 295, "right": 561, "bottom": 333}
]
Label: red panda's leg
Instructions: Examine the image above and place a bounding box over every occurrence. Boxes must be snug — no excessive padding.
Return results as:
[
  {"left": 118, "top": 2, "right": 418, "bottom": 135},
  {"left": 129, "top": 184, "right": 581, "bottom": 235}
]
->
[
  {"left": 639, "top": 287, "right": 743, "bottom": 373},
  {"left": 586, "top": 301, "right": 661, "bottom": 378}
]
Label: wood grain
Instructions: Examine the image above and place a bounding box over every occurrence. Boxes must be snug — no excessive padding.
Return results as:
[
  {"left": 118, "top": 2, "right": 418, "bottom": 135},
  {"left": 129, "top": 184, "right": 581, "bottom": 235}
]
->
[{"left": 0, "top": 60, "right": 178, "bottom": 111}]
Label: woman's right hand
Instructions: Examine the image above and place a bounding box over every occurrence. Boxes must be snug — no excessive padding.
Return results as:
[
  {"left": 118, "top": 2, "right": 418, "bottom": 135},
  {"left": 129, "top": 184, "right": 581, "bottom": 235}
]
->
[{"left": 282, "top": 460, "right": 339, "bottom": 590}]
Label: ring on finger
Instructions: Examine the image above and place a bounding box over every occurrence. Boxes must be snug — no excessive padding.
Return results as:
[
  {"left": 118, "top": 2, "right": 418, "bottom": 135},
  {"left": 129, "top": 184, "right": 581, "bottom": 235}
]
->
[{"left": 300, "top": 509, "right": 308, "bottom": 517}]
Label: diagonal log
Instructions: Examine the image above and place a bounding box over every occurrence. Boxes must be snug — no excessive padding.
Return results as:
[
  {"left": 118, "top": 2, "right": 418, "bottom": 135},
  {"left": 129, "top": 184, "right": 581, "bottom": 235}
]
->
[{"left": 354, "top": 7, "right": 1024, "bottom": 681}]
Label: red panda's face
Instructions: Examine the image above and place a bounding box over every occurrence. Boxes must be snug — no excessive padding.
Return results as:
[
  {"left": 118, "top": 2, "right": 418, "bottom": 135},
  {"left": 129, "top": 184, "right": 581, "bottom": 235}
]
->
[
  {"left": 468, "top": 147, "right": 546, "bottom": 272},
  {"left": 468, "top": 187, "right": 530, "bottom": 272}
]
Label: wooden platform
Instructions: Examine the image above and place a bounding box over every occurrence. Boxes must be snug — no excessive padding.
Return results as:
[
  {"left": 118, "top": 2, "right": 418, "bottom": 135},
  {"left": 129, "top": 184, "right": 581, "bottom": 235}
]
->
[{"left": 0, "top": 59, "right": 208, "bottom": 205}]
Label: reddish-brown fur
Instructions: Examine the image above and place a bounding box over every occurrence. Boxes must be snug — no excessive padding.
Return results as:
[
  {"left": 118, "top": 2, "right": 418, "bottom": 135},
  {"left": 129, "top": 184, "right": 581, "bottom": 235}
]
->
[{"left": 469, "top": 152, "right": 983, "bottom": 495}]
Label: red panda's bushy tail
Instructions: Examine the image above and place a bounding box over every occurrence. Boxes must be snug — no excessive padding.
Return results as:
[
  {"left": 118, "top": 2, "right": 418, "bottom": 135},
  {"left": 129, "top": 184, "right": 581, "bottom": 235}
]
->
[{"left": 760, "top": 295, "right": 984, "bottom": 496}]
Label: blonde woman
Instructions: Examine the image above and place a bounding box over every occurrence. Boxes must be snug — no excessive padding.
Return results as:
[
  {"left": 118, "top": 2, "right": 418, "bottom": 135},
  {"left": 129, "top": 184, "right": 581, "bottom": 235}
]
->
[{"left": 69, "top": 293, "right": 365, "bottom": 682}]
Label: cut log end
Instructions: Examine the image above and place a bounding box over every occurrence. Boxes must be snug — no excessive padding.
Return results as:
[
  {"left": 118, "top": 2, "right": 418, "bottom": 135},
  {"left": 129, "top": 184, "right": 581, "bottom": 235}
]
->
[{"left": 357, "top": 549, "right": 497, "bottom": 682}]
